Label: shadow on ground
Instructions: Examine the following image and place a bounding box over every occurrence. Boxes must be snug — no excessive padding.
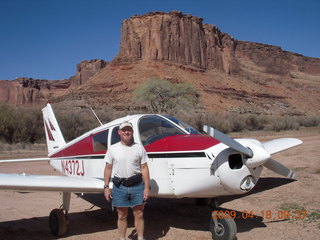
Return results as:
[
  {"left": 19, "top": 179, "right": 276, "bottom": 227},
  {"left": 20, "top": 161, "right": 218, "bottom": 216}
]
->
[{"left": 0, "top": 177, "right": 294, "bottom": 239}]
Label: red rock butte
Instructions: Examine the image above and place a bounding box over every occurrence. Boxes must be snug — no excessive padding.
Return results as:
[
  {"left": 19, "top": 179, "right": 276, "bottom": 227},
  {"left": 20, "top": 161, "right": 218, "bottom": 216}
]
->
[{"left": 0, "top": 11, "right": 319, "bottom": 115}]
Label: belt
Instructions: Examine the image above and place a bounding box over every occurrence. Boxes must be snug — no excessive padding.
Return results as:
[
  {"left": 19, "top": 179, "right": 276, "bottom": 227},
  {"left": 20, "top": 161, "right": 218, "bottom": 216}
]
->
[{"left": 112, "top": 173, "right": 143, "bottom": 187}]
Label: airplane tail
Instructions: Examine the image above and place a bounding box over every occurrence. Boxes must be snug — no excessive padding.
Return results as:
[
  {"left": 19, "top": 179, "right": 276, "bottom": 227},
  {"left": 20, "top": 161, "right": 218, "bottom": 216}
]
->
[{"left": 42, "top": 103, "right": 66, "bottom": 155}]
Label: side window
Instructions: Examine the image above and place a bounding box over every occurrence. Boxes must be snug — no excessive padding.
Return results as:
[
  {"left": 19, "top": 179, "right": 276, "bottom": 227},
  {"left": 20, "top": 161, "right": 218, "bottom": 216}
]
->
[
  {"left": 92, "top": 130, "right": 109, "bottom": 152},
  {"left": 111, "top": 126, "right": 120, "bottom": 145}
]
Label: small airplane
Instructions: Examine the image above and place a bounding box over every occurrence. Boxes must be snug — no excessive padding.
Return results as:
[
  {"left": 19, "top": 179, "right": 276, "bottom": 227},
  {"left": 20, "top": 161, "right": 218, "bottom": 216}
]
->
[{"left": 0, "top": 103, "right": 302, "bottom": 240}]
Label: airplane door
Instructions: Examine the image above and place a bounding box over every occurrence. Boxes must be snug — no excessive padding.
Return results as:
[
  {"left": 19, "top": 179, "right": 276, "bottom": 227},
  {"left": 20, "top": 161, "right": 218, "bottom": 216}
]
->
[
  {"left": 167, "top": 157, "right": 224, "bottom": 198},
  {"left": 147, "top": 157, "right": 175, "bottom": 197}
]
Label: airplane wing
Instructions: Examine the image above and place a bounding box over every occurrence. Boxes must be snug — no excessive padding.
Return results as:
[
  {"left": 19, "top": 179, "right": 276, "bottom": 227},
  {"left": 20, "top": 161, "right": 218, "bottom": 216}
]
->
[
  {"left": 0, "top": 173, "right": 105, "bottom": 193},
  {"left": 262, "top": 138, "right": 302, "bottom": 155},
  {"left": 0, "top": 157, "right": 50, "bottom": 163}
]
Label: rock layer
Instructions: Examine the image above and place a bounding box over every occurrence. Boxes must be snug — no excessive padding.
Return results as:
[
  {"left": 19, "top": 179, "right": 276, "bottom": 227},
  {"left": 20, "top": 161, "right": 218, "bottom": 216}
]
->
[
  {"left": 114, "top": 11, "right": 320, "bottom": 76},
  {"left": 0, "top": 78, "right": 70, "bottom": 105}
]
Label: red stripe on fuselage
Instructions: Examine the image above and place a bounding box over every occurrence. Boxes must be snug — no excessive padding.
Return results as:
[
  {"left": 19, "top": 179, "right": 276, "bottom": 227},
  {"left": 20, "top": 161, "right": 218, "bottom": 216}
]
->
[
  {"left": 51, "top": 135, "right": 95, "bottom": 158},
  {"left": 51, "top": 134, "right": 220, "bottom": 158},
  {"left": 144, "top": 134, "right": 220, "bottom": 152}
]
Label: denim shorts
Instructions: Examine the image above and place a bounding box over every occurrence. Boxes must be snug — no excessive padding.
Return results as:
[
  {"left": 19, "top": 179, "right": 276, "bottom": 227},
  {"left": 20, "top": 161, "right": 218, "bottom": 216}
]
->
[{"left": 112, "top": 181, "right": 145, "bottom": 208}]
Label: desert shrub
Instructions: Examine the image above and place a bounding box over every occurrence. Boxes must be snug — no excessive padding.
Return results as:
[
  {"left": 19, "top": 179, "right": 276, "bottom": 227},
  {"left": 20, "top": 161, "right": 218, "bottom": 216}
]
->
[
  {"left": 266, "top": 116, "right": 300, "bottom": 132},
  {"left": 53, "top": 105, "right": 124, "bottom": 141},
  {"left": 55, "top": 107, "right": 107, "bottom": 141},
  {"left": 133, "top": 78, "right": 200, "bottom": 114},
  {"left": 0, "top": 103, "right": 43, "bottom": 143},
  {"left": 0, "top": 103, "right": 111, "bottom": 143},
  {"left": 244, "top": 115, "right": 265, "bottom": 131},
  {"left": 297, "top": 115, "right": 320, "bottom": 127},
  {"left": 180, "top": 112, "right": 237, "bottom": 133},
  {"left": 182, "top": 112, "right": 307, "bottom": 133},
  {"left": 0, "top": 101, "right": 318, "bottom": 145},
  {"left": 202, "top": 114, "right": 266, "bottom": 133}
]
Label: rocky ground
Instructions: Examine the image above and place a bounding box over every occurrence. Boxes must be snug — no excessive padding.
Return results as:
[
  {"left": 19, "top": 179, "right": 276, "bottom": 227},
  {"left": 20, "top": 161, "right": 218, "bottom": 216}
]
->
[{"left": 0, "top": 127, "right": 319, "bottom": 240}]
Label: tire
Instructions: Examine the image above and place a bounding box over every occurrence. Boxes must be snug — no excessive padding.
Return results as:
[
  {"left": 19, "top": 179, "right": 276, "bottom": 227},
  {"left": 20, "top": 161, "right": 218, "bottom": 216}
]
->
[
  {"left": 49, "top": 209, "right": 67, "bottom": 236},
  {"left": 210, "top": 217, "right": 237, "bottom": 240}
]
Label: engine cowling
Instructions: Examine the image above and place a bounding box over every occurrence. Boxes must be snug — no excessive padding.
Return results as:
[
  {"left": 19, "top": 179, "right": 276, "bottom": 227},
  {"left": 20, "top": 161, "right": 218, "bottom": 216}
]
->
[{"left": 215, "top": 148, "right": 263, "bottom": 194}]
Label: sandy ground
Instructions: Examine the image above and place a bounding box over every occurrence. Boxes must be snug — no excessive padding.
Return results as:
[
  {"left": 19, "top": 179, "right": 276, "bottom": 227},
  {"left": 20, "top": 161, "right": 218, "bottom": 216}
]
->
[{"left": 0, "top": 128, "right": 319, "bottom": 240}]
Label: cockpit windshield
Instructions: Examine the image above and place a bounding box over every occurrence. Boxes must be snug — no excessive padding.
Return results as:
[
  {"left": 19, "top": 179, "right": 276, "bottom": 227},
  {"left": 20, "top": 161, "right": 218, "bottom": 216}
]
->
[
  {"left": 165, "top": 116, "right": 201, "bottom": 134},
  {"left": 138, "top": 115, "right": 186, "bottom": 146}
]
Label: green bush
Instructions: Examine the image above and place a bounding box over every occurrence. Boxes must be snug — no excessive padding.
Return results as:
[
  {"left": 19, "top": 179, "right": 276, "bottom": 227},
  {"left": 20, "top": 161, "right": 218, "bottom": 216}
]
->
[
  {"left": 133, "top": 78, "right": 200, "bottom": 114},
  {"left": 0, "top": 103, "right": 113, "bottom": 143},
  {"left": 298, "top": 115, "right": 320, "bottom": 127},
  {"left": 0, "top": 103, "right": 43, "bottom": 143},
  {"left": 0, "top": 101, "right": 319, "bottom": 144}
]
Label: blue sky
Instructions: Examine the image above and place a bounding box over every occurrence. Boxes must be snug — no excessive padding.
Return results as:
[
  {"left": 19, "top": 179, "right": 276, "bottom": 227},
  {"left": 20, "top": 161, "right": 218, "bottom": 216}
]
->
[{"left": 1, "top": 0, "right": 319, "bottom": 80}]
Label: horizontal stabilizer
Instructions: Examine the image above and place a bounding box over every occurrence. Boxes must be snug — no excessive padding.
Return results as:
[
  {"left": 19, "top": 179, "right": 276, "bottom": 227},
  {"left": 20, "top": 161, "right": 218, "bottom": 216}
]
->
[{"left": 0, "top": 173, "right": 105, "bottom": 193}]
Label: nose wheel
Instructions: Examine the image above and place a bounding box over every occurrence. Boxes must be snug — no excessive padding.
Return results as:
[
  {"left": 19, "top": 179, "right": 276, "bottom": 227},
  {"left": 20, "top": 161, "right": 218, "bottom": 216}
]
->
[{"left": 210, "top": 217, "right": 237, "bottom": 240}]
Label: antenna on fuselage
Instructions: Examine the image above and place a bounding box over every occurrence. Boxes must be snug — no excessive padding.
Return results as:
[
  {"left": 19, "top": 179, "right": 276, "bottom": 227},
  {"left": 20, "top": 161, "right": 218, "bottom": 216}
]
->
[{"left": 89, "top": 106, "right": 103, "bottom": 126}]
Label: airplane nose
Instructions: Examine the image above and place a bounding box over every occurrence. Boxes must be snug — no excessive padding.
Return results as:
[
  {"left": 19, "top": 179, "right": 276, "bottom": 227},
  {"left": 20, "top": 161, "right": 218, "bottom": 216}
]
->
[{"left": 214, "top": 147, "right": 263, "bottom": 194}]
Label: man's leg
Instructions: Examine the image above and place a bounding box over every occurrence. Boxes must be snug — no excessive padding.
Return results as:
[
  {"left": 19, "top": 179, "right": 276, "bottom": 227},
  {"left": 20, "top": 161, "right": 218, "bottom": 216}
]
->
[
  {"left": 132, "top": 204, "right": 145, "bottom": 239},
  {"left": 117, "top": 207, "right": 129, "bottom": 239}
]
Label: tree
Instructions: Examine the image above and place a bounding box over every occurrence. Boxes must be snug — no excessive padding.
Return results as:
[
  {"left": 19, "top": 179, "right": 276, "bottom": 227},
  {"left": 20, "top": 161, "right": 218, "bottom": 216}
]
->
[{"left": 133, "top": 78, "right": 200, "bottom": 114}]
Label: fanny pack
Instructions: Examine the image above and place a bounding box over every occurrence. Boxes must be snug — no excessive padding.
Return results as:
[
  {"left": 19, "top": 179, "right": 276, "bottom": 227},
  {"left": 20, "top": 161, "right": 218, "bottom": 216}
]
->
[{"left": 112, "top": 173, "right": 143, "bottom": 187}]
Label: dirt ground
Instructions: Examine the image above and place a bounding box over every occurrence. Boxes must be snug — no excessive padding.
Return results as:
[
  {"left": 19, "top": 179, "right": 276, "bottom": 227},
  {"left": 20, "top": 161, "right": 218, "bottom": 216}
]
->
[{"left": 0, "top": 127, "right": 319, "bottom": 240}]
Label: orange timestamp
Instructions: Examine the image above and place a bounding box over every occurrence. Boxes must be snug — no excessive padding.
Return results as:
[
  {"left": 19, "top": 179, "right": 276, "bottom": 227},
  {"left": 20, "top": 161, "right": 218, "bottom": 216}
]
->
[{"left": 212, "top": 210, "right": 308, "bottom": 220}]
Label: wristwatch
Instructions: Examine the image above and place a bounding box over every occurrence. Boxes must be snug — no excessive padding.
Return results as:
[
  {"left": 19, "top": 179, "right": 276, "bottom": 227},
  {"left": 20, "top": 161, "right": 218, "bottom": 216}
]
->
[{"left": 104, "top": 184, "right": 109, "bottom": 189}]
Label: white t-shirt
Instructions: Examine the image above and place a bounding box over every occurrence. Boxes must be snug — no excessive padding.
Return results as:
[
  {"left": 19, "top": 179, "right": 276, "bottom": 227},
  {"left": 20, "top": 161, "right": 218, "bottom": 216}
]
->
[{"left": 104, "top": 141, "right": 148, "bottom": 178}]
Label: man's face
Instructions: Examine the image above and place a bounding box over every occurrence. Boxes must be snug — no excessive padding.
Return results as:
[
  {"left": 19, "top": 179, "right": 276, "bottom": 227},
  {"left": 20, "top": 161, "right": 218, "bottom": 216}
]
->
[{"left": 118, "top": 126, "right": 134, "bottom": 145}]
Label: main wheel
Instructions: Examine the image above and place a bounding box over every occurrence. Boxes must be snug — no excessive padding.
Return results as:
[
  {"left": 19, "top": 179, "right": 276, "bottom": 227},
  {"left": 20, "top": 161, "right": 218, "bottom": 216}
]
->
[
  {"left": 210, "top": 217, "right": 237, "bottom": 240},
  {"left": 49, "top": 209, "right": 67, "bottom": 236}
]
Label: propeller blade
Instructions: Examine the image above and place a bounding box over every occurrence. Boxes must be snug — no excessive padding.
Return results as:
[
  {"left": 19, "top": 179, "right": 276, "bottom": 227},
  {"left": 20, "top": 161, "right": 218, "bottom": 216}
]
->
[
  {"left": 203, "top": 125, "right": 253, "bottom": 157},
  {"left": 263, "top": 158, "right": 295, "bottom": 179}
]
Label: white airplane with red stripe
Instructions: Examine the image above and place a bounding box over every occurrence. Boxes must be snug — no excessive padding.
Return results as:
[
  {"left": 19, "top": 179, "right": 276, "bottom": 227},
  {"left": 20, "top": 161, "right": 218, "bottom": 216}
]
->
[{"left": 0, "top": 103, "right": 302, "bottom": 239}]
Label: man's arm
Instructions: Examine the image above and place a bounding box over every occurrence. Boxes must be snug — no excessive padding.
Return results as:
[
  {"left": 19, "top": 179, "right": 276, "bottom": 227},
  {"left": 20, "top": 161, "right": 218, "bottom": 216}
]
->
[
  {"left": 141, "top": 162, "right": 150, "bottom": 201},
  {"left": 104, "top": 163, "right": 112, "bottom": 201}
]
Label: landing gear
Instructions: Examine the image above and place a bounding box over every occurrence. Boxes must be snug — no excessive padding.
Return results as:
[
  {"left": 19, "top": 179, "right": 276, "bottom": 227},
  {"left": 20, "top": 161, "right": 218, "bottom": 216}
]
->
[
  {"left": 49, "top": 208, "right": 67, "bottom": 236},
  {"left": 210, "top": 217, "right": 237, "bottom": 240},
  {"left": 208, "top": 198, "right": 237, "bottom": 240},
  {"left": 49, "top": 192, "right": 71, "bottom": 236}
]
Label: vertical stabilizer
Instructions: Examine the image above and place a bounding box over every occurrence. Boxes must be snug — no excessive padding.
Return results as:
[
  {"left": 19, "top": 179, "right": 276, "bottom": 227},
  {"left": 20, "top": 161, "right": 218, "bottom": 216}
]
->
[{"left": 42, "top": 103, "right": 66, "bottom": 155}]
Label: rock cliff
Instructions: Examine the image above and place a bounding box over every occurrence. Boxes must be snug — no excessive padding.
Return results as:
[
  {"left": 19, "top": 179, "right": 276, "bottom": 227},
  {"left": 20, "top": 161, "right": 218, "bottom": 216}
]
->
[
  {"left": 69, "top": 59, "right": 108, "bottom": 85},
  {"left": 0, "top": 59, "right": 107, "bottom": 105},
  {"left": 113, "top": 11, "right": 320, "bottom": 77},
  {"left": 113, "top": 11, "right": 237, "bottom": 73},
  {"left": 1, "top": 11, "right": 319, "bottom": 115},
  {"left": 0, "top": 78, "right": 70, "bottom": 105}
]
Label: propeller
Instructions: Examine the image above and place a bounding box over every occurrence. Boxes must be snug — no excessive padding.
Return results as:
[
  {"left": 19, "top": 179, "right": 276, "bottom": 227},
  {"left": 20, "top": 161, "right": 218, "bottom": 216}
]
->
[
  {"left": 203, "top": 125, "right": 301, "bottom": 179},
  {"left": 203, "top": 125, "right": 253, "bottom": 157},
  {"left": 263, "top": 158, "right": 295, "bottom": 178}
]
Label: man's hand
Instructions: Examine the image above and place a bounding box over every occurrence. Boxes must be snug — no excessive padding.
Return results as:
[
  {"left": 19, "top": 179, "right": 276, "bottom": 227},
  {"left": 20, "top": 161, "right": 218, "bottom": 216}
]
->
[
  {"left": 104, "top": 188, "right": 112, "bottom": 201},
  {"left": 141, "top": 162, "right": 150, "bottom": 201},
  {"left": 104, "top": 163, "right": 112, "bottom": 201},
  {"left": 143, "top": 187, "right": 150, "bottom": 201}
]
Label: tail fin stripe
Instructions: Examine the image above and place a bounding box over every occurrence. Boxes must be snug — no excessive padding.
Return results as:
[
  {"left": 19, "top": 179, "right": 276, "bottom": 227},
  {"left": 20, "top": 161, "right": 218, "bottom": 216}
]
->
[
  {"left": 42, "top": 103, "right": 66, "bottom": 155},
  {"left": 45, "top": 121, "right": 55, "bottom": 141},
  {"left": 49, "top": 120, "right": 56, "bottom": 131}
]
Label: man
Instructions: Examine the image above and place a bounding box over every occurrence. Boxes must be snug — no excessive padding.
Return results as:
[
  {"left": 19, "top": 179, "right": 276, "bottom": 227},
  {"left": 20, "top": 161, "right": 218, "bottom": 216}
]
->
[{"left": 104, "top": 121, "right": 150, "bottom": 240}]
